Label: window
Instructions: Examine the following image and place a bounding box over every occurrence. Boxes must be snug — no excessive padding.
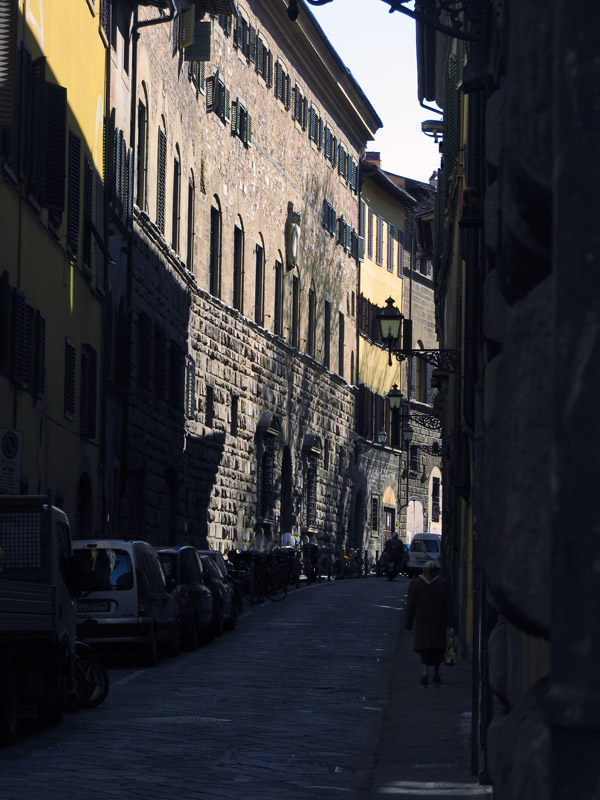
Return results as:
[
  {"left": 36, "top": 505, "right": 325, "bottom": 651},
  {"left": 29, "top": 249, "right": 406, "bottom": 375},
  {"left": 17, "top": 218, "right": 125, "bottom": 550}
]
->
[
  {"left": 233, "top": 223, "right": 244, "bottom": 312},
  {"left": 371, "top": 495, "right": 380, "bottom": 533},
  {"left": 275, "top": 60, "right": 291, "bottom": 108},
  {"left": 80, "top": 344, "right": 97, "bottom": 439},
  {"left": 64, "top": 338, "right": 76, "bottom": 420},
  {"left": 254, "top": 242, "right": 265, "bottom": 326},
  {"left": 410, "top": 444, "right": 419, "bottom": 473},
  {"left": 136, "top": 99, "right": 148, "bottom": 209},
  {"left": 171, "top": 150, "right": 181, "bottom": 252},
  {"left": 387, "top": 222, "right": 394, "bottom": 272},
  {"left": 432, "top": 477, "right": 441, "bottom": 522},
  {"left": 303, "top": 452, "right": 318, "bottom": 530},
  {"left": 67, "top": 132, "right": 81, "bottom": 256},
  {"left": 255, "top": 36, "right": 272, "bottom": 85},
  {"left": 323, "top": 299, "right": 331, "bottom": 369},
  {"left": 324, "top": 124, "right": 337, "bottom": 166},
  {"left": 83, "top": 159, "right": 94, "bottom": 271},
  {"left": 186, "top": 176, "right": 195, "bottom": 272},
  {"left": 234, "top": 11, "right": 249, "bottom": 57},
  {"left": 338, "top": 312, "right": 344, "bottom": 378},
  {"left": 157, "top": 126, "right": 166, "bottom": 233},
  {"left": 376, "top": 215, "right": 384, "bottom": 266},
  {"left": 338, "top": 142, "right": 346, "bottom": 178},
  {"left": 291, "top": 275, "right": 299, "bottom": 349},
  {"left": 206, "top": 71, "right": 230, "bottom": 123},
  {"left": 322, "top": 199, "right": 336, "bottom": 236},
  {"left": 205, "top": 384, "right": 214, "bottom": 427},
  {"left": 308, "top": 105, "right": 322, "bottom": 147},
  {"left": 367, "top": 209, "right": 373, "bottom": 259},
  {"left": 209, "top": 201, "right": 221, "bottom": 297},
  {"left": 397, "top": 228, "right": 405, "bottom": 276},
  {"left": 274, "top": 259, "right": 283, "bottom": 337},
  {"left": 307, "top": 285, "right": 316, "bottom": 358},
  {"left": 231, "top": 97, "right": 252, "bottom": 146},
  {"left": 292, "top": 83, "right": 308, "bottom": 129},
  {"left": 231, "top": 395, "right": 238, "bottom": 436}
]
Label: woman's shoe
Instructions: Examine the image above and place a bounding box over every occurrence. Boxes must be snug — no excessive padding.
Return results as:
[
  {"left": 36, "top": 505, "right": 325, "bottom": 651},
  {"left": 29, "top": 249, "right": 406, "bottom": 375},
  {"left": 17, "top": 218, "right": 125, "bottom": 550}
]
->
[{"left": 420, "top": 675, "right": 429, "bottom": 686}]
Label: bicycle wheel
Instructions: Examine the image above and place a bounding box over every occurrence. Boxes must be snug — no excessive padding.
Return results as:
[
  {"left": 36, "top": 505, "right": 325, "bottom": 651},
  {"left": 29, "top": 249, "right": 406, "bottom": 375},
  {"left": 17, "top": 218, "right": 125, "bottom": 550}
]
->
[{"left": 265, "top": 580, "right": 287, "bottom": 601}]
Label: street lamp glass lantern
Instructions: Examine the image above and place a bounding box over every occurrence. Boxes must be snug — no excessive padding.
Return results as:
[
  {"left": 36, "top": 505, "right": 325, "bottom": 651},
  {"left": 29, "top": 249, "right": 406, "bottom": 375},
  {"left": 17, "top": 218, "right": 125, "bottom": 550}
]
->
[
  {"left": 377, "top": 428, "right": 387, "bottom": 445},
  {"left": 377, "top": 297, "right": 403, "bottom": 345},
  {"left": 388, "top": 383, "right": 403, "bottom": 409},
  {"left": 402, "top": 424, "right": 414, "bottom": 450}
]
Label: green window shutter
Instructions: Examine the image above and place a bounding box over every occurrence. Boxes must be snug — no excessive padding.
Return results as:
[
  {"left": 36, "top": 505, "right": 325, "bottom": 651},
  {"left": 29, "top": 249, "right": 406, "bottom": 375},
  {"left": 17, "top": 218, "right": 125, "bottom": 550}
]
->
[
  {"left": 230, "top": 98, "right": 238, "bottom": 135},
  {"left": 275, "top": 61, "right": 283, "bottom": 100},
  {"left": 83, "top": 158, "right": 93, "bottom": 268},
  {"left": 322, "top": 199, "right": 329, "bottom": 229},
  {"left": 67, "top": 132, "right": 81, "bottom": 255},
  {"left": 249, "top": 26, "right": 256, "bottom": 62},
  {"left": 28, "top": 56, "right": 46, "bottom": 198},
  {"left": 179, "top": 7, "right": 195, "bottom": 48},
  {"left": 223, "top": 85, "right": 231, "bottom": 122},
  {"left": 245, "top": 112, "right": 252, "bottom": 146},
  {"left": 184, "top": 21, "right": 211, "bottom": 61},
  {"left": 256, "top": 37, "right": 263, "bottom": 74},
  {"left": 42, "top": 81, "right": 67, "bottom": 212},
  {"left": 205, "top": 74, "right": 215, "bottom": 111},
  {"left": 0, "top": 0, "right": 17, "bottom": 127},
  {"left": 317, "top": 117, "right": 323, "bottom": 150},
  {"left": 157, "top": 128, "right": 166, "bottom": 233},
  {"left": 284, "top": 74, "right": 291, "bottom": 110}
]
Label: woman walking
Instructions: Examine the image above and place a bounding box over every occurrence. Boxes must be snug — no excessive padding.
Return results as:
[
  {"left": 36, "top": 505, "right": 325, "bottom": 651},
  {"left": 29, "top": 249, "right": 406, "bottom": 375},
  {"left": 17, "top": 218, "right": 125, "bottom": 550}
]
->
[{"left": 405, "top": 561, "right": 455, "bottom": 685}]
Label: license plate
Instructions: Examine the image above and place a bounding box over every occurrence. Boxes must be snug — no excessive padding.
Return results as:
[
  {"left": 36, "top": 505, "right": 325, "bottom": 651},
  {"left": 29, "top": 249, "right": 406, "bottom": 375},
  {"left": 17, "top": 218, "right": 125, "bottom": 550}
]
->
[{"left": 77, "top": 600, "right": 111, "bottom": 613}]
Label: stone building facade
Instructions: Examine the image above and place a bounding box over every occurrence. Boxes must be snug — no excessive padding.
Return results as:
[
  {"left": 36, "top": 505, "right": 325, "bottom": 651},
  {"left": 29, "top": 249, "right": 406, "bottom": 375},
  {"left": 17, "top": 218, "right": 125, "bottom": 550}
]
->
[
  {"left": 103, "top": 0, "right": 381, "bottom": 553},
  {"left": 414, "top": 0, "right": 600, "bottom": 796}
]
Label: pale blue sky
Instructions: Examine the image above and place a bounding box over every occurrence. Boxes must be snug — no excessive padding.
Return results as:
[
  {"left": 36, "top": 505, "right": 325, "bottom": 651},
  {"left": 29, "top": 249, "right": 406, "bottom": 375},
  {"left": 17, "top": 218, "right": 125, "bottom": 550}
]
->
[{"left": 309, "top": 0, "right": 441, "bottom": 183}]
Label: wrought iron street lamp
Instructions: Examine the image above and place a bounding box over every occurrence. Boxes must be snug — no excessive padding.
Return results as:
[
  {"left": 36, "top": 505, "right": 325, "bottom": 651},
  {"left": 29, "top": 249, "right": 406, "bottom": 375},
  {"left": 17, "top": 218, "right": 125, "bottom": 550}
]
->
[{"left": 377, "top": 297, "right": 460, "bottom": 372}]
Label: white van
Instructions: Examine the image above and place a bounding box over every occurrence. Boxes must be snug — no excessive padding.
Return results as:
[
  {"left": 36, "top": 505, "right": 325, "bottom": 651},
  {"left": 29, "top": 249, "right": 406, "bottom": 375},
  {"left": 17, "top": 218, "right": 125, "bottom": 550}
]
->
[
  {"left": 72, "top": 539, "right": 179, "bottom": 665},
  {"left": 407, "top": 533, "right": 442, "bottom": 577}
]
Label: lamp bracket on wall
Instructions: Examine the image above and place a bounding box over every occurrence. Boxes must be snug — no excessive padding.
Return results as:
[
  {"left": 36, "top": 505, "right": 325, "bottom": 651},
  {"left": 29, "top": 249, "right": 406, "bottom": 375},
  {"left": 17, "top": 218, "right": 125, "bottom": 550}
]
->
[
  {"left": 390, "top": 348, "right": 461, "bottom": 372},
  {"left": 409, "top": 413, "right": 442, "bottom": 431}
]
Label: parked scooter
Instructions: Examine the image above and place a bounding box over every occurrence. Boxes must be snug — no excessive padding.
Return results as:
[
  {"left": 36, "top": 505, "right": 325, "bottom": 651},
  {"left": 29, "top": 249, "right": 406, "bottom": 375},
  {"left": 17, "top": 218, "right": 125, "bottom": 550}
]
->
[{"left": 64, "top": 641, "right": 109, "bottom": 712}]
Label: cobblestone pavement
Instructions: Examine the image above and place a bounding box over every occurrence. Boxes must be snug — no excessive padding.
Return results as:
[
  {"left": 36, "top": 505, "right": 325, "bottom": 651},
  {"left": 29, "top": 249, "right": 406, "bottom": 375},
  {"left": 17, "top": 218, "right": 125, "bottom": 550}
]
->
[{"left": 0, "top": 576, "right": 492, "bottom": 799}]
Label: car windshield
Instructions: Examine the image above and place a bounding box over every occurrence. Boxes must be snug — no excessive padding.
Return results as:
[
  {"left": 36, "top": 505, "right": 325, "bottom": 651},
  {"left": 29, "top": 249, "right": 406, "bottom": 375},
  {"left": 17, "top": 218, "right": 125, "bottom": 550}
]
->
[
  {"left": 157, "top": 553, "right": 177, "bottom": 580},
  {"left": 410, "top": 539, "right": 439, "bottom": 553},
  {"left": 74, "top": 547, "right": 134, "bottom": 591}
]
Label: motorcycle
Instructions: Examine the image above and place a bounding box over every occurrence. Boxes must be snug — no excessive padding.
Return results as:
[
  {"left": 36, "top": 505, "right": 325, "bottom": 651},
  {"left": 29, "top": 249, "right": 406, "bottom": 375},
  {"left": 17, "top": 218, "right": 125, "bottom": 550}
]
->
[
  {"left": 386, "top": 557, "right": 400, "bottom": 581},
  {"left": 64, "top": 641, "right": 110, "bottom": 712}
]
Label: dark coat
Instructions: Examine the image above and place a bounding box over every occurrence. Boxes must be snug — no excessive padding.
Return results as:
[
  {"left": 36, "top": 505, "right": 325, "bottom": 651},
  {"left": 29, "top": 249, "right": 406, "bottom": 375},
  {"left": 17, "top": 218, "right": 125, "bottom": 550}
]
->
[{"left": 404, "top": 574, "right": 454, "bottom": 652}]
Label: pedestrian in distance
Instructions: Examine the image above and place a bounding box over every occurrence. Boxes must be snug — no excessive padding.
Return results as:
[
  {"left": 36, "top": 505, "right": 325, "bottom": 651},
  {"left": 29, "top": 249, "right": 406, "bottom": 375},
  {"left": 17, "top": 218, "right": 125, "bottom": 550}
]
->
[{"left": 404, "top": 560, "right": 455, "bottom": 686}]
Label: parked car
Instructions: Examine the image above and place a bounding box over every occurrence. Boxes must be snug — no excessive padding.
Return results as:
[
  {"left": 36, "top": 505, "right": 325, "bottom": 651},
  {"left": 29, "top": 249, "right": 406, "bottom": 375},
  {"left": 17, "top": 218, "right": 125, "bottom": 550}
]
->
[
  {"left": 198, "top": 553, "right": 237, "bottom": 633},
  {"left": 72, "top": 539, "right": 179, "bottom": 665},
  {"left": 156, "top": 547, "right": 214, "bottom": 649},
  {"left": 198, "top": 548, "right": 243, "bottom": 613},
  {"left": 406, "top": 533, "right": 442, "bottom": 577}
]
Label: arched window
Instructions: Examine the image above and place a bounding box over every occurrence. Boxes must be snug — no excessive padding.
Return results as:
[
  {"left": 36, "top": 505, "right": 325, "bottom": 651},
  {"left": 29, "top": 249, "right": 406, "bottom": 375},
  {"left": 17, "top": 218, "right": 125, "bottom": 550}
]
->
[
  {"left": 186, "top": 170, "right": 195, "bottom": 273},
  {"left": 172, "top": 144, "right": 181, "bottom": 252},
  {"left": 209, "top": 196, "right": 222, "bottom": 297},
  {"left": 255, "top": 234, "right": 265, "bottom": 326},
  {"left": 307, "top": 282, "right": 316, "bottom": 358},
  {"left": 233, "top": 216, "right": 244, "bottom": 313},
  {"left": 274, "top": 253, "right": 283, "bottom": 337},
  {"left": 157, "top": 117, "right": 167, "bottom": 233}
]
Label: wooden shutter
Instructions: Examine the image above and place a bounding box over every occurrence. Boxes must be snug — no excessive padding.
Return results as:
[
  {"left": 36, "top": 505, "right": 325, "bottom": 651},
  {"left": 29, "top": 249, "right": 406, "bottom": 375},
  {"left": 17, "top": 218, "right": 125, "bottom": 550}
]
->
[
  {"left": 248, "top": 25, "right": 256, "bottom": 62},
  {"left": 126, "top": 147, "right": 134, "bottom": 222},
  {"left": 205, "top": 74, "right": 215, "bottom": 111},
  {"left": 11, "top": 289, "right": 30, "bottom": 388},
  {"left": 64, "top": 338, "right": 76, "bottom": 420},
  {"left": 83, "top": 158, "right": 93, "bottom": 268},
  {"left": 184, "top": 21, "right": 211, "bottom": 62},
  {"left": 0, "top": 0, "right": 17, "bottom": 127},
  {"left": 67, "top": 132, "right": 81, "bottom": 255},
  {"left": 43, "top": 81, "right": 67, "bottom": 211},
  {"left": 157, "top": 128, "right": 166, "bottom": 233}
]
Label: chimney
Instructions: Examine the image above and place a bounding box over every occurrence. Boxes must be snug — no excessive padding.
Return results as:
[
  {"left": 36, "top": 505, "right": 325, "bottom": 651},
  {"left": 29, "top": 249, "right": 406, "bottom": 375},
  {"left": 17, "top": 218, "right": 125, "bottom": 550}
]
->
[{"left": 365, "top": 151, "right": 381, "bottom": 168}]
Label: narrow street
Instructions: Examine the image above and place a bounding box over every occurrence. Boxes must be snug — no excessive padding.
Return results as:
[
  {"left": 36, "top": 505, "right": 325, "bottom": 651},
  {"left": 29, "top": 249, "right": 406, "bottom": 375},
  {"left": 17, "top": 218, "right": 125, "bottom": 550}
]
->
[
  {"left": 2, "top": 577, "right": 409, "bottom": 799},
  {"left": 1, "top": 573, "right": 483, "bottom": 799}
]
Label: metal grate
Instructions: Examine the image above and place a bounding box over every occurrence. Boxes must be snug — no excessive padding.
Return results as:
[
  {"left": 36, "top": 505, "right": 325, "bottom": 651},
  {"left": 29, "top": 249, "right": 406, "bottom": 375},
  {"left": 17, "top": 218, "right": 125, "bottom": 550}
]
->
[{"left": 0, "top": 509, "right": 46, "bottom": 575}]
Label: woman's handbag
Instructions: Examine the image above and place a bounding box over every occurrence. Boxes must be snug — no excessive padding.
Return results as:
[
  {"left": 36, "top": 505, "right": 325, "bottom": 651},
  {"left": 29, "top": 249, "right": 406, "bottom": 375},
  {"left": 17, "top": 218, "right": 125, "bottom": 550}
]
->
[{"left": 444, "top": 628, "right": 456, "bottom": 666}]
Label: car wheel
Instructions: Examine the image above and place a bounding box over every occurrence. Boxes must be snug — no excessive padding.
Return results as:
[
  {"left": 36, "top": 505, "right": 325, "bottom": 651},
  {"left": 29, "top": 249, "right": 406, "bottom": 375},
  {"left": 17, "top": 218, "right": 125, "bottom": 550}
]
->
[
  {"left": 186, "top": 618, "right": 200, "bottom": 651},
  {"left": 224, "top": 600, "right": 237, "bottom": 632},
  {"left": 211, "top": 600, "right": 224, "bottom": 638},
  {"left": 142, "top": 628, "right": 159, "bottom": 667}
]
